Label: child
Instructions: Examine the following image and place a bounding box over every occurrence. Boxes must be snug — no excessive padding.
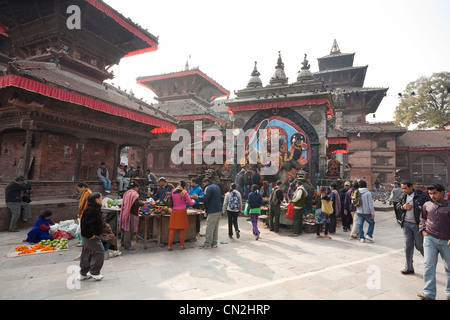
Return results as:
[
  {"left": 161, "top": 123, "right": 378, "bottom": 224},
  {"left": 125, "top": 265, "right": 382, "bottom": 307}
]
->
[{"left": 25, "top": 210, "right": 55, "bottom": 243}]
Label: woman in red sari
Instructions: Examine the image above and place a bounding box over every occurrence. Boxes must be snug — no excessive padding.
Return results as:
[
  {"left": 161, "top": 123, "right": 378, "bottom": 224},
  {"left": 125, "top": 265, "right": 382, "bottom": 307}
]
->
[
  {"left": 119, "top": 181, "right": 145, "bottom": 251},
  {"left": 168, "top": 180, "right": 195, "bottom": 251}
]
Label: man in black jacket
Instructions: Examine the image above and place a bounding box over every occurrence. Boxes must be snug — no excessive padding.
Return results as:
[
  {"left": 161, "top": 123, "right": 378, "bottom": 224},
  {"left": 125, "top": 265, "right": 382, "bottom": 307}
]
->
[
  {"left": 5, "top": 176, "right": 32, "bottom": 232},
  {"left": 396, "top": 181, "right": 431, "bottom": 275},
  {"left": 269, "top": 180, "right": 284, "bottom": 233}
]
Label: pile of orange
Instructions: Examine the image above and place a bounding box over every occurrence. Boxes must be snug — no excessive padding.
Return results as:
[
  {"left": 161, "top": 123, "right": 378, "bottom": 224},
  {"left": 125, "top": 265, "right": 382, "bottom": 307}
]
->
[
  {"left": 15, "top": 244, "right": 58, "bottom": 255},
  {"left": 40, "top": 247, "right": 57, "bottom": 252},
  {"left": 15, "top": 245, "right": 29, "bottom": 252},
  {"left": 18, "top": 248, "right": 37, "bottom": 255}
]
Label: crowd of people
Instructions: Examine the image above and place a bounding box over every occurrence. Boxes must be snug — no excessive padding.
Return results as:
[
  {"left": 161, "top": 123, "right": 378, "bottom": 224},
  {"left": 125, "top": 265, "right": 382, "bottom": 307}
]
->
[{"left": 3, "top": 164, "right": 450, "bottom": 300}]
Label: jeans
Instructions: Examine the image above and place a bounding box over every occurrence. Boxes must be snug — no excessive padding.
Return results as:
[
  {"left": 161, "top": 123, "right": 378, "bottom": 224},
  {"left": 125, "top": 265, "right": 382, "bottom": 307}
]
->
[
  {"left": 6, "top": 201, "right": 32, "bottom": 229},
  {"left": 227, "top": 210, "right": 240, "bottom": 237},
  {"left": 423, "top": 235, "right": 450, "bottom": 299},
  {"left": 250, "top": 213, "right": 260, "bottom": 236},
  {"left": 269, "top": 204, "right": 280, "bottom": 232},
  {"left": 117, "top": 177, "right": 129, "bottom": 191},
  {"left": 357, "top": 213, "right": 375, "bottom": 239},
  {"left": 98, "top": 177, "right": 111, "bottom": 192},
  {"left": 204, "top": 212, "right": 221, "bottom": 247},
  {"left": 402, "top": 221, "right": 424, "bottom": 271},
  {"left": 293, "top": 208, "right": 304, "bottom": 235}
]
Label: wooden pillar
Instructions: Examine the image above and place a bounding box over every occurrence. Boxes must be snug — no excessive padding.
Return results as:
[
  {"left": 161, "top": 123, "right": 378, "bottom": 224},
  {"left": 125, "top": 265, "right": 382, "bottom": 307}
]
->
[
  {"left": 74, "top": 139, "right": 85, "bottom": 181},
  {"left": 112, "top": 144, "right": 120, "bottom": 181},
  {"left": 22, "top": 129, "right": 33, "bottom": 180}
]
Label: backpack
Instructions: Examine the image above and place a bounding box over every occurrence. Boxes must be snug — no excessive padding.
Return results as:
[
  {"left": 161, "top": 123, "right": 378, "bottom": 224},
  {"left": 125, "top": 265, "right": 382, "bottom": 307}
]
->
[
  {"left": 270, "top": 188, "right": 280, "bottom": 206},
  {"left": 227, "top": 191, "right": 240, "bottom": 211},
  {"left": 351, "top": 189, "right": 362, "bottom": 207},
  {"left": 164, "top": 193, "right": 173, "bottom": 208}
]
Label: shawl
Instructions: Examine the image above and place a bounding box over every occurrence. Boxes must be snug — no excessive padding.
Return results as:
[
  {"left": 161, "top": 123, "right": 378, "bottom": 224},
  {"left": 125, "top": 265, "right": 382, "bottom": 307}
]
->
[
  {"left": 78, "top": 188, "right": 92, "bottom": 219},
  {"left": 331, "top": 189, "right": 341, "bottom": 217},
  {"left": 119, "top": 189, "right": 140, "bottom": 233}
]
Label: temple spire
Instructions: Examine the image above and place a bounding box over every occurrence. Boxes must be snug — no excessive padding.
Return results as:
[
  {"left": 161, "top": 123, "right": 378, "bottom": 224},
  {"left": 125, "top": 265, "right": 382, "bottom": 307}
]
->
[
  {"left": 297, "top": 53, "right": 314, "bottom": 82},
  {"left": 269, "top": 51, "right": 288, "bottom": 85},
  {"left": 330, "top": 39, "right": 341, "bottom": 54},
  {"left": 247, "top": 61, "right": 262, "bottom": 88}
]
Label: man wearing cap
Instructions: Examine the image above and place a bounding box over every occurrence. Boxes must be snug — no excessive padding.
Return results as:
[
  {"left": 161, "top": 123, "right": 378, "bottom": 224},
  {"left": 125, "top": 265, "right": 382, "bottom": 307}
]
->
[
  {"left": 153, "top": 177, "right": 174, "bottom": 205},
  {"left": 340, "top": 181, "right": 352, "bottom": 232},
  {"left": 5, "top": 176, "right": 32, "bottom": 232}
]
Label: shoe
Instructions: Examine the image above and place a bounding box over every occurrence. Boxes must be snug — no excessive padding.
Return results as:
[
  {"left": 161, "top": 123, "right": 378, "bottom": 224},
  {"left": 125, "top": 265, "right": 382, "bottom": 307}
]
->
[
  {"left": 236, "top": 231, "right": 240, "bottom": 239},
  {"left": 229, "top": 235, "right": 233, "bottom": 239},
  {"left": 288, "top": 233, "right": 299, "bottom": 237},
  {"left": 255, "top": 233, "right": 260, "bottom": 240},
  {"left": 77, "top": 273, "right": 91, "bottom": 281},
  {"left": 168, "top": 247, "right": 173, "bottom": 251},
  {"left": 111, "top": 250, "right": 121, "bottom": 257},
  {"left": 349, "top": 235, "right": 357, "bottom": 239},
  {"left": 323, "top": 235, "right": 332, "bottom": 239},
  {"left": 417, "top": 293, "right": 433, "bottom": 300},
  {"left": 126, "top": 246, "right": 136, "bottom": 251},
  {"left": 87, "top": 272, "right": 103, "bottom": 281},
  {"left": 211, "top": 244, "right": 218, "bottom": 248},
  {"left": 401, "top": 269, "right": 415, "bottom": 275},
  {"left": 316, "top": 235, "right": 323, "bottom": 238},
  {"left": 180, "top": 246, "right": 185, "bottom": 250},
  {"left": 360, "top": 238, "right": 365, "bottom": 243},
  {"left": 199, "top": 244, "right": 211, "bottom": 249},
  {"left": 365, "top": 235, "right": 374, "bottom": 242},
  {"left": 105, "top": 190, "right": 111, "bottom": 194}
]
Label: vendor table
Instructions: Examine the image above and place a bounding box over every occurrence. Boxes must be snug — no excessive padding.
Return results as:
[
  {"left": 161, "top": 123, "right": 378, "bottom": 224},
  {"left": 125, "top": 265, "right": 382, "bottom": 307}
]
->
[
  {"left": 101, "top": 207, "right": 121, "bottom": 236},
  {"left": 278, "top": 205, "right": 293, "bottom": 226},
  {"left": 137, "top": 210, "right": 204, "bottom": 248}
]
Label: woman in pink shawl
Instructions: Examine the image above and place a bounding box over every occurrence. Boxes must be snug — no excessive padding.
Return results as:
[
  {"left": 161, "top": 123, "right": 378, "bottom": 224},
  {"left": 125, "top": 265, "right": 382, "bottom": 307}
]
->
[
  {"left": 168, "top": 180, "right": 195, "bottom": 251},
  {"left": 119, "top": 181, "right": 145, "bottom": 250}
]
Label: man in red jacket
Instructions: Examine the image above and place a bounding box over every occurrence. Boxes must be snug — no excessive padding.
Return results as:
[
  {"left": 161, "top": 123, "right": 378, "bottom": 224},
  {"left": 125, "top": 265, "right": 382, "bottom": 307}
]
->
[{"left": 417, "top": 184, "right": 450, "bottom": 300}]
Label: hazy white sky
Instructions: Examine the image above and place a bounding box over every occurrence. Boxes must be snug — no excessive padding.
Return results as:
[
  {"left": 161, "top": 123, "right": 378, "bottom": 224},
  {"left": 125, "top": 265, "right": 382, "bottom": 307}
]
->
[{"left": 104, "top": 0, "right": 450, "bottom": 122}]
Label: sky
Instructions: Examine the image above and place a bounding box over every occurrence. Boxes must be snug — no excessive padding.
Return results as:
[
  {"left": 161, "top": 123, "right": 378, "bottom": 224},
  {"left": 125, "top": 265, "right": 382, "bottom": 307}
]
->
[{"left": 103, "top": 0, "right": 450, "bottom": 123}]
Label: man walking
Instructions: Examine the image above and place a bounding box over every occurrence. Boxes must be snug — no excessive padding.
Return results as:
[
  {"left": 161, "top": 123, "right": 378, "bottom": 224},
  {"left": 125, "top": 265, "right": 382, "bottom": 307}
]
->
[
  {"left": 268, "top": 180, "right": 284, "bottom": 233},
  {"left": 192, "top": 178, "right": 222, "bottom": 249},
  {"left": 356, "top": 180, "right": 375, "bottom": 243},
  {"left": 396, "top": 181, "right": 430, "bottom": 275},
  {"left": 340, "top": 181, "right": 352, "bottom": 232},
  {"left": 389, "top": 182, "right": 404, "bottom": 225},
  {"left": 344, "top": 180, "right": 359, "bottom": 239},
  {"left": 417, "top": 184, "right": 450, "bottom": 300},
  {"left": 5, "top": 176, "right": 32, "bottom": 232}
]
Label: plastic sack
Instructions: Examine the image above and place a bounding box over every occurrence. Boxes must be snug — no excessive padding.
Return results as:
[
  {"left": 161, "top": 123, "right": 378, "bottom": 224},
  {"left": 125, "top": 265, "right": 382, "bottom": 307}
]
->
[
  {"left": 53, "top": 230, "right": 71, "bottom": 240},
  {"left": 50, "top": 223, "right": 59, "bottom": 235},
  {"left": 285, "top": 203, "right": 294, "bottom": 220}
]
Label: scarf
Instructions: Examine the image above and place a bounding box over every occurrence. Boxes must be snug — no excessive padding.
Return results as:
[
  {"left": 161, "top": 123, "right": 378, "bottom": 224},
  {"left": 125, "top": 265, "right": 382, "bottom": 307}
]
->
[
  {"left": 331, "top": 189, "right": 341, "bottom": 216},
  {"left": 119, "top": 189, "right": 140, "bottom": 233},
  {"left": 174, "top": 185, "right": 187, "bottom": 200}
]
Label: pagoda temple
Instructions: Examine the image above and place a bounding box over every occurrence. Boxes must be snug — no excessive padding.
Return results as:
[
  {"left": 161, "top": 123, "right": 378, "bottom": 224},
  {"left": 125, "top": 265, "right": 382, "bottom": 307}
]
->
[
  {"left": 315, "top": 40, "right": 406, "bottom": 186},
  {"left": 135, "top": 62, "right": 231, "bottom": 181},
  {"left": 225, "top": 52, "right": 335, "bottom": 188},
  {"left": 0, "top": 0, "right": 176, "bottom": 198}
]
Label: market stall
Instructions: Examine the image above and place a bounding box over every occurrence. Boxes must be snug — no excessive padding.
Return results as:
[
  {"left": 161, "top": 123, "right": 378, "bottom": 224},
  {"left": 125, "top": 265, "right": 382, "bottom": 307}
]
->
[{"left": 137, "top": 207, "right": 204, "bottom": 247}]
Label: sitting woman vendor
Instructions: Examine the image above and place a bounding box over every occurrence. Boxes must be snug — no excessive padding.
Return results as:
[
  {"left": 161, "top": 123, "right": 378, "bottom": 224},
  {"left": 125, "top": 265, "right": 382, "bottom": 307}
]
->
[{"left": 25, "top": 210, "right": 55, "bottom": 243}]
